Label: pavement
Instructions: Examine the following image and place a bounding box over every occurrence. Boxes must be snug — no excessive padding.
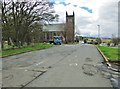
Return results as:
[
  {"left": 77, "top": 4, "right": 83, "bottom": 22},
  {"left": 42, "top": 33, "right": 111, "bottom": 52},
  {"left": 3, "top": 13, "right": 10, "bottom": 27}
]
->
[{"left": 2, "top": 43, "right": 119, "bottom": 88}]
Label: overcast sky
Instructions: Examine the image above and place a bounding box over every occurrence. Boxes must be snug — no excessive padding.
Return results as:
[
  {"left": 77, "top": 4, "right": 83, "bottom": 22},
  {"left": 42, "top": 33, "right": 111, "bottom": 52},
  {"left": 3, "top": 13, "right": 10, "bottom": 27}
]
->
[
  {"left": 6, "top": 0, "right": 120, "bottom": 38},
  {"left": 49, "top": 0, "right": 119, "bottom": 38}
]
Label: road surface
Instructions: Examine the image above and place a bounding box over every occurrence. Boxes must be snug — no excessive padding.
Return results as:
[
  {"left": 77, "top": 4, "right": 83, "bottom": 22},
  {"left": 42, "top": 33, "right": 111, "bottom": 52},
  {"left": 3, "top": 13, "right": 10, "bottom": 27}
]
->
[
  {"left": 2, "top": 43, "right": 113, "bottom": 87},
  {"left": 0, "top": 60, "right": 1, "bottom": 87}
]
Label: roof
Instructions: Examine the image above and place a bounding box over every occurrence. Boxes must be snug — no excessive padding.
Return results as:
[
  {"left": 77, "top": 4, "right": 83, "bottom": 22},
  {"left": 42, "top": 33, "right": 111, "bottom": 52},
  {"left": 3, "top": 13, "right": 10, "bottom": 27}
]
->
[{"left": 43, "top": 24, "right": 65, "bottom": 32}]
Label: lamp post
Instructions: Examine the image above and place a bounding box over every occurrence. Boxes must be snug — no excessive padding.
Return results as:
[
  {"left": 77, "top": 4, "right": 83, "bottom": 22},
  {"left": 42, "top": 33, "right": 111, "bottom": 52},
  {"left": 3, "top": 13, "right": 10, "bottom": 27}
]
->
[{"left": 97, "top": 25, "right": 100, "bottom": 45}]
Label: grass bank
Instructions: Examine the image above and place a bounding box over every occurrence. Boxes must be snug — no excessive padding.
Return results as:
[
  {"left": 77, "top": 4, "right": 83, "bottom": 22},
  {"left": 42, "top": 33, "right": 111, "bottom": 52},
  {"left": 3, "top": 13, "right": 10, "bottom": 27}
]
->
[
  {"left": 1, "top": 43, "right": 54, "bottom": 57},
  {"left": 97, "top": 45, "right": 119, "bottom": 61}
]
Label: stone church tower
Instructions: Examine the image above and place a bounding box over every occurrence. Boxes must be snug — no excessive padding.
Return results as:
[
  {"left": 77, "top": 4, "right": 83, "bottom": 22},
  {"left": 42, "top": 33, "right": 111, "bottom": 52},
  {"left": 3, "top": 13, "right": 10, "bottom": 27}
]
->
[{"left": 65, "top": 11, "right": 75, "bottom": 43}]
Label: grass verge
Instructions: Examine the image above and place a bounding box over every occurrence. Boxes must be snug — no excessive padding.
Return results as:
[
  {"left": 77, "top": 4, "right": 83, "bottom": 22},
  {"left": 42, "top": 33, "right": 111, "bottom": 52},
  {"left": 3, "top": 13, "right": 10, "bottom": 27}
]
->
[
  {"left": 0, "top": 43, "right": 54, "bottom": 57},
  {"left": 97, "top": 45, "right": 119, "bottom": 61}
]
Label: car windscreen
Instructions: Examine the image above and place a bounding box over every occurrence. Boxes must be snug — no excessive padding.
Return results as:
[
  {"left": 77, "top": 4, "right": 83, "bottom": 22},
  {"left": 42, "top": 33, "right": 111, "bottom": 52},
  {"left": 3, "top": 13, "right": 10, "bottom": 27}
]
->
[{"left": 54, "top": 37, "right": 61, "bottom": 39}]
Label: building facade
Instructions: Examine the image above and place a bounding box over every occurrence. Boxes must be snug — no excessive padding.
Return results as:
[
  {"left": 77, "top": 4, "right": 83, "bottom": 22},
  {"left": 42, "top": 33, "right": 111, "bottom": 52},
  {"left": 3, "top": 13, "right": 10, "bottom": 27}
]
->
[
  {"left": 42, "top": 11, "right": 75, "bottom": 43},
  {"left": 43, "top": 24, "right": 65, "bottom": 42}
]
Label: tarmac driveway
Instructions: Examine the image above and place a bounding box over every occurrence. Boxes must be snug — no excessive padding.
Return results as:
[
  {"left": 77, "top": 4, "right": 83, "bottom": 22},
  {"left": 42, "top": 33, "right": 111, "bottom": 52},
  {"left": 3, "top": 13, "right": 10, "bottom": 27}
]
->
[{"left": 2, "top": 43, "right": 114, "bottom": 87}]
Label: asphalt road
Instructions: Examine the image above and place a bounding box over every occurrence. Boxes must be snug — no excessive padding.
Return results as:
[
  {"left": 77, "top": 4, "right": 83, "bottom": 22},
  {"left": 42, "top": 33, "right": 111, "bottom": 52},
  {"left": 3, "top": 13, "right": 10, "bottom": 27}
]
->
[
  {"left": 0, "top": 59, "right": 1, "bottom": 88},
  {"left": 2, "top": 43, "right": 113, "bottom": 87}
]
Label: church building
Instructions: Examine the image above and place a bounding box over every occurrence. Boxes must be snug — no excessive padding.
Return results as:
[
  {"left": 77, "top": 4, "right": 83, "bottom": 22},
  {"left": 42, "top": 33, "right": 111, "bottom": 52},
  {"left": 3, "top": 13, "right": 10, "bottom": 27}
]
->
[{"left": 42, "top": 11, "right": 75, "bottom": 43}]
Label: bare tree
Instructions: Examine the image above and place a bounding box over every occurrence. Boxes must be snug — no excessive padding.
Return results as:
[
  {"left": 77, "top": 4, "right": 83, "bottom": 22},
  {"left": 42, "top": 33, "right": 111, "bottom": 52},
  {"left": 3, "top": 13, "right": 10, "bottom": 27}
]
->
[
  {"left": 112, "top": 34, "right": 120, "bottom": 46},
  {"left": 1, "top": 0, "right": 58, "bottom": 48}
]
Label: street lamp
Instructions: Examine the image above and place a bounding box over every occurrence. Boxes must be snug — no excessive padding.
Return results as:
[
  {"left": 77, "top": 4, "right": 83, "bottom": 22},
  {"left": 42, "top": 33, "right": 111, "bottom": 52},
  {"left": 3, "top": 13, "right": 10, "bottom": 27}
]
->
[{"left": 97, "top": 25, "right": 100, "bottom": 45}]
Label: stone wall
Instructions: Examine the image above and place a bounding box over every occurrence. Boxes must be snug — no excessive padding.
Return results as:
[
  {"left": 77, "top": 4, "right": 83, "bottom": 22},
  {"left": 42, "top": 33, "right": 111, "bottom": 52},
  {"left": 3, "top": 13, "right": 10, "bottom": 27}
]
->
[{"left": 65, "top": 12, "right": 75, "bottom": 43}]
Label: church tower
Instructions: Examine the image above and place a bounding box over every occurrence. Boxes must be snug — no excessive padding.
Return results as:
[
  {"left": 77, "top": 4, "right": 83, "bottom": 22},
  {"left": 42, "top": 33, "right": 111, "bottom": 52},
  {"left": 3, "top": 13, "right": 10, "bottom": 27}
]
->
[{"left": 65, "top": 11, "right": 75, "bottom": 43}]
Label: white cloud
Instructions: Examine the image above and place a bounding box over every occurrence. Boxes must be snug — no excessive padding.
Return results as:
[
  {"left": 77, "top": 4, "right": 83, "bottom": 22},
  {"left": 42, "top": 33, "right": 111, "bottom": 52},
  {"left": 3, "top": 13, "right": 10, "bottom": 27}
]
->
[{"left": 53, "top": 0, "right": 119, "bottom": 38}]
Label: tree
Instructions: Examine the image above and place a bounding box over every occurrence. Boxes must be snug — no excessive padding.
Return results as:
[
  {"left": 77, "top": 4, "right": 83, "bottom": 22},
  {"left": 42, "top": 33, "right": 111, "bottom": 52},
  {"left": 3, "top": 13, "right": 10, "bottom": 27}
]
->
[
  {"left": 96, "top": 38, "right": 101, "bottom": 44},
  {"left": 112, "top": 34, "right": 120, "bottom": 46},
  {"left": 0, "top": 0, "right": 2, "bottom": 47},
  {"left": 1, "top": 0, "right": 58, "bottom": 48},
  {"left": 30, "top": 22, "right": 43, "bottom": 43}
]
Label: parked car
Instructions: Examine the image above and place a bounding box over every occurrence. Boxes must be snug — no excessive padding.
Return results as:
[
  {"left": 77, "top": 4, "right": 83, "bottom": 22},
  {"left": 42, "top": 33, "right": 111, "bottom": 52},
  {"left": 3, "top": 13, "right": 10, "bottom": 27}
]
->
[{"left": 49, "top": 36, "right": 62, "bottom": 45}]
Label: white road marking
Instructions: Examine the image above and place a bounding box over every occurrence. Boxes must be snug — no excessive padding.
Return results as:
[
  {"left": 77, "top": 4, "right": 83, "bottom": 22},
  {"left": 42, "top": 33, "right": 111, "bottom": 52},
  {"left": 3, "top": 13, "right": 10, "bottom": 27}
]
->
[
  {"left": 17, "top": 60, "right": 46, "bottom": 69},
  {"left": 69, "top": 63, "right": 78, "bottom": 66},
  {"left": 35, "top": 61, "right": 44, "bottom": 66}
]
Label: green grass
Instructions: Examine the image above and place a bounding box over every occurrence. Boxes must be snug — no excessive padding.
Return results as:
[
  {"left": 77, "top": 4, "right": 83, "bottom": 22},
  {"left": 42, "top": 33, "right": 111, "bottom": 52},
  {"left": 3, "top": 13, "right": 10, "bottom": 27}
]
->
[
  {"left": 97, "top": 45, "right": 120, "bottom": 61},
  {"left": 0, "top": 43, "right": 54, "bottom": 57}
]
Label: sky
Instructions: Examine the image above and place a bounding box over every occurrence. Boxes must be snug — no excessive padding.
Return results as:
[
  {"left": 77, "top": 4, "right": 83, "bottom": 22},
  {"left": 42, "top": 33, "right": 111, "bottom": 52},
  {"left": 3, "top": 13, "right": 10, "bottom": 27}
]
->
[
  {"left": 4, "top": 0, "right": 120, "bottom": 38},
  {"left": 49, "top": 0, "right": 119, "bottom": 38}
]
